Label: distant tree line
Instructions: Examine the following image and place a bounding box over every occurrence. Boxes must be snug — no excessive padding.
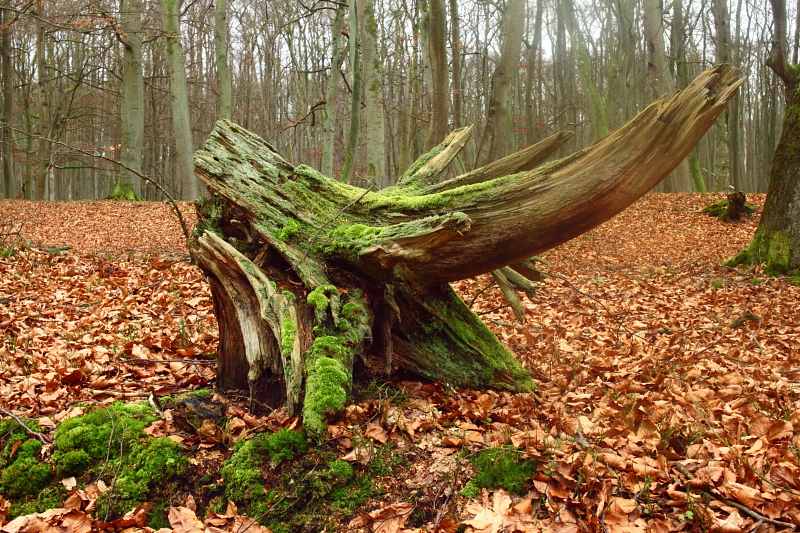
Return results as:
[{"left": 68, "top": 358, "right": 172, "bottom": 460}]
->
[{"left": 0, "top": 0, "right": 789, "bottom": 201}]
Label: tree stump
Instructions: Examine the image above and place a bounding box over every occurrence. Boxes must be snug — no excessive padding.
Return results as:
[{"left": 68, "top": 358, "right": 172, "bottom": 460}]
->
[
  {"left": 722, "top": 191, "right": 755, "bottom": 222},
  {"left": 189, "top": 65, "right": 742, "bottom": 436}
]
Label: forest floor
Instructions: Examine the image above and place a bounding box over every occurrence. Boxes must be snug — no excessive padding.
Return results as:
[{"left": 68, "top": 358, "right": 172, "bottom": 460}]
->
[{"left": 0, "top": 193, "right": 799, "bottom": 533}]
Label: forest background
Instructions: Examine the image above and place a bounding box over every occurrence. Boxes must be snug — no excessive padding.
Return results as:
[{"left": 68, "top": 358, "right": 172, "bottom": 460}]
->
[{"left": 0, "top": 0, "right": 786, "bottom": 202}]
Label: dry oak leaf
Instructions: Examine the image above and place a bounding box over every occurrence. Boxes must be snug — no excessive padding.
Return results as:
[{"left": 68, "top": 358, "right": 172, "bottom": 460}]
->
[
  {"left": 365, "top": 422, "right": 389, "bottom": 444},
  {"left": 463, "top": 490, "right": 515, "bottom": 533},
  {"left": 0, "top": 497, "right": 8, "bottom": 527},
  {"left": 348, "top": 502, "right": 414, "bottom": 533},
  {"left": 168, "top": 506, "right": 205, "bottom": 533},
  {"left": 602, "top": 498, "right": 646, "bottom": 533}
]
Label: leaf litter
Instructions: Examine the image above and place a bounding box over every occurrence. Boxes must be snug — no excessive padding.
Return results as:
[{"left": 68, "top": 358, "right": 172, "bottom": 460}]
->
[{"left": 1, "top": 193, "right": 799, "bottom": 533}]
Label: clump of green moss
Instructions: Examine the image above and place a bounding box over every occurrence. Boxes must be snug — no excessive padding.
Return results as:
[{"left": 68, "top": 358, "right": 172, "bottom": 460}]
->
[
  {"left": 280, "top": 317, "right": 297, "bottom": 356},
  {"left": 304, "top": 355, "right": 349, "bottom": 439},
  {"left": 325, "top": 459, "right": 354, "bottom": 481},
  {"left": 1, "top": 441, "right": 51, "bottom": 497},
  {"left": 727, "top": 229, "right": 793, "bottom": 276},
  {"left": 105, "top": 181, "right": 145, "bottom": 202},
  {"left": 465, "top": 447, "right": 537, "bottom": 495},
  {"left": 221, "top": 435, "right": 270, "bottom": 516},
  {"left": 701, "top": 199, "right": 728, "bottom": 218},
  {"left": 220, "top": 429, "right": 309, "bottom": 520},
  {"left": 307, "top": 285, "right": 337, "bottom": 324},
  {"left": 0, "top": 403, "right": 186, "bottom": 521},
  {"left": 281, "top": 290, "right": 296, "bottom": 303},
  {"left": 0, "top": 420, "right": 51, "bottom": 498},
  {"left": 702, "top": 198, "right": 758, "bottom": 220},
  {"left": 277, "top": 220, "right": 300, "bottom": 242},
  {"left": 327, "top": 445, "right": 399, "bottom": 515},
  {"left": 265, "top": 429, "right": 309, "bottom": 466}
]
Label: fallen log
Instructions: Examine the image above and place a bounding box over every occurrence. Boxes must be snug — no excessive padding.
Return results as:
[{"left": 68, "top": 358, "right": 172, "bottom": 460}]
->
[{"left": 189, "top": 64, "right": 742, "bottom": 436}]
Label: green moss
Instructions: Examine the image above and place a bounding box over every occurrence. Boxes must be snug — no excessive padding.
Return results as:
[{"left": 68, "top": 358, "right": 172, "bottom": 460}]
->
[
  {"left": 325, "top": 460, "right": 354, "bottom": 481},
  {"left": 460, "top": 481, "right": 479, "bottom": 498},
  {"left": 727, "top": 228, "right": 793, "bottom": 276},
  {"left": 276, "top": 220, "right": 300, "bottom": 242},
  {"left": 221, "top": 436, "right": 269, "bottom": 506},
  {"left": 53, "top": 402, "right": 157, "bottom": 460},
  {"left": 193, "top": 195, "right": 229, "bottom": 239},
  {"left": 0, "top": 403, "right": 185, "bottom": 519},
  {"left": 702, "top": 199, "right": 758, "bottom": 220},
  {"left": 2, "top": 455, "right": 51, "bottom": 497},
  {"left": 338, "top": 295, "right": 370, "bottom": 344},
  {"left": 702, "top": 199, "right": 728, "bottom": 219},
  {"left": 407, "top": 283, "right": 536, "bottom": 392},
  {"left": 55, "top": 449, "right": 92, "bottom": 478},
  {"left": 220, "top": 430, "right": 309, "bottom": 520},
  {"left": 324, "top": 212, "right": 471, "bottom": 261},
  {"left": 307, "top": 285, "right": 337, "bottom": 324},
  {"left": 303, "top": 355, "right": 349, "bottom": 439},
  {"left": 105, "top": 180, "right": 145, "bottom": 202},
  {"left": 265, "top": 429, "right": 309, "bottom": 466},
  {"left": 469, "top": 447, "right": 537, "bottom": 495},
  {"left": 108, "top": 438, "right": 186, "bottom": 513},
  {"left": 9, "top": 487, "right": 66, "bottom": 518},
  {"left": 280, "top": 317, "right": 297, "bottom": 356},
  {"left": 281, "top": 290, "right": 296, "bottom": 303},
  {"left": 765, "top": 231, "right": 791, "bottom": 276}
]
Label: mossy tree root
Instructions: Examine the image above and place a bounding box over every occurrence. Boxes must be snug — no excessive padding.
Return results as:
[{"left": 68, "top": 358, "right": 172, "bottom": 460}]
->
[{"left": 726, "top": 228, "right": 792, "bottom": 276}]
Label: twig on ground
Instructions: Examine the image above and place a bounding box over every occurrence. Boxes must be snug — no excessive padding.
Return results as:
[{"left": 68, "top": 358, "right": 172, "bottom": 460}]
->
[
  {"left": 0, "top": 407, "right": 51, "bottom": 444},
  {"left": 477, "top": 304, "right": 510, "bottom": 315},
  {"left": 468, "top": 279, "right": 497, "bottom": 308},
  {"left": 716, "top": 496, "right": 796, "bottom": 530},
  {"left": 674, "top": 463, "right": 797, "bottom": 530}
]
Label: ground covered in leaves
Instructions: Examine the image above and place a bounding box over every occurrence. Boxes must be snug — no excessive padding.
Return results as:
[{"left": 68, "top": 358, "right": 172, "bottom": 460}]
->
[{"left": 0, "top": 194, "right": 799, "bottom": 533}]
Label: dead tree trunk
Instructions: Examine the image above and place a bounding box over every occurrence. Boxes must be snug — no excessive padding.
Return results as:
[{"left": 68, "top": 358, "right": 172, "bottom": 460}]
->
[{"left": 189, "top": 65, "right": 742, "bottom": 437}]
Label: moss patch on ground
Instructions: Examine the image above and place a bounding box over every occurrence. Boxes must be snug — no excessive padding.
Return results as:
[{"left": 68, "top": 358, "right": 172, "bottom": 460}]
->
[
  {"left": 0, "top": 402, "right": 186, "bottom": 524},
  {"left": 460, "top": 447, "right": 537, "bottom": 497},
  {"left": 215, "top": 430, "right": 407, "bottom": 532}
]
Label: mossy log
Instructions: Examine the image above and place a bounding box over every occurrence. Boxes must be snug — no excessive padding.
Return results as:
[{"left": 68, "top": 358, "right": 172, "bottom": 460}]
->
[{"left": 189, "top": 65, "right": 741, "bottom": 436}]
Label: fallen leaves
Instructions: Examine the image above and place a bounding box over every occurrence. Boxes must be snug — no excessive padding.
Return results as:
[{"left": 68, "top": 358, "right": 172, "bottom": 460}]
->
[{"left": 2, "top": 194, "right": 800, "bottom": 532}]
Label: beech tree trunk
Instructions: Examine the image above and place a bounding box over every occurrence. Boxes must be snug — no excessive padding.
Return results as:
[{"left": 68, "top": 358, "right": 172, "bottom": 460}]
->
[
  {"left": 728, "top": 0, "right": 800, "bottom": 274},
  {"left": 190, "top": 65, "right": 741, "bottom": 437}
]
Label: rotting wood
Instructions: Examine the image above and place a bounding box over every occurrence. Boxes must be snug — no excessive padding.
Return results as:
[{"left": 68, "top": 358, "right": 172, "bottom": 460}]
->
[{"left": 189, "top": 65, "right": 742, "bottom": 435}]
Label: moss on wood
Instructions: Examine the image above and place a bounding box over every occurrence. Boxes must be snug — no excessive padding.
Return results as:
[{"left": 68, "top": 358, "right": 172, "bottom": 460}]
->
[{"left": 726, "top": 228, "right": 793, "bottom": 276}]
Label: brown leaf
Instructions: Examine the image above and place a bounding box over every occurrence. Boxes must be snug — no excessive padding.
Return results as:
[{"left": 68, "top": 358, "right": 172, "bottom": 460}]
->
[{"left": 168, "top": 506, "right": 205, "bottom": 533}]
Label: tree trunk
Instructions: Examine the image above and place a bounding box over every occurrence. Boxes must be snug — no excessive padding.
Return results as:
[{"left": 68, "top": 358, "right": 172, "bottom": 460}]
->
[
  {"left": 672, "top": 0, "right": 706, "bottom": 192},
  {"left": 340, "top": 0, "right": 362, "bottom": 183},
  {"left": 728, "top": 0, "right": 799, "bottom": 273},
  {"left": 357, "top": 0, "right": 387, "bottom": 186},
  {"left": 525, "top": 0, "right": 544, "bottom": 148},
  {"left": 424, "top": 0, "right": 448, "bottom": 151},
  {"left": 190, "top": 65, "right": 741, "bottom": 438},
  {"left": 560, "top": 0, "right": 609, "bottom": 141},
  {"left": 214, "top": 0, "right": 232, "bottom": 120},
  {"left": 449, "top": 0, "right": 462, "bottom": 130},
  {"left": 1, "top": 4, "right": 13, "bottom": 200},
  {"left": 36, "top": 0, "right": 51, "bottom": 201},
  {"left": 322, "top": 5, "right": 346, "bottom": 179},
  {"left": 160, "top": 0, "right": 200, "bottom": 200},
  {"left": 119, "top": 0, "right": 145, "bottom": 197},
  {"left": 474, "top": 0, "right": 525, "bottom": 168}
]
